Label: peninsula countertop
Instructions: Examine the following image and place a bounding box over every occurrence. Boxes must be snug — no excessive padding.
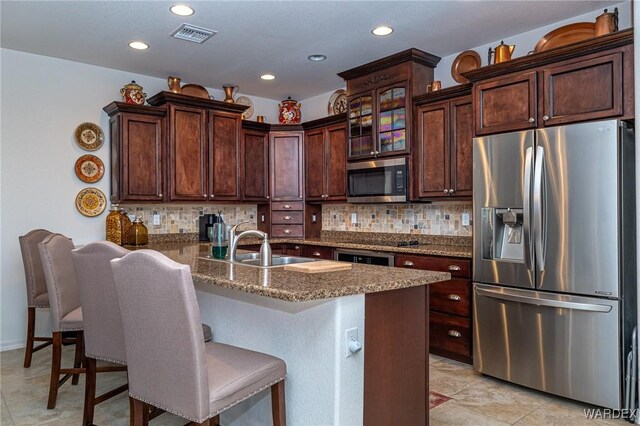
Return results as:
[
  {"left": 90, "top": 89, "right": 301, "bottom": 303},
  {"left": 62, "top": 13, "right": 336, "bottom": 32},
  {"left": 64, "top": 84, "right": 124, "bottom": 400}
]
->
[{"left": 138, "top": 241, "right": 451, "bottom": 302}]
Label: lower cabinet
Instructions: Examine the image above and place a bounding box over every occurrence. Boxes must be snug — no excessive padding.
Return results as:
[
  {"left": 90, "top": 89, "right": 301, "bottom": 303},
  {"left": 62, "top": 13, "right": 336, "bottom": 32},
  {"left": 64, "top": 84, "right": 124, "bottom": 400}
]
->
[
  {"left": 300, "top": 245, "right": 333, "bottom": 260},
  {"left": 395, "top": 254, "right": 472, "bottom": 364}
]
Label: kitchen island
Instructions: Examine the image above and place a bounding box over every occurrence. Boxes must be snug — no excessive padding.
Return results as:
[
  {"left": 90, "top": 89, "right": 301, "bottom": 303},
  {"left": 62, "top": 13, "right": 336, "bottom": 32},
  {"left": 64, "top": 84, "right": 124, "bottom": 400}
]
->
[{"left": 146, "top": 241, "right": 450, "bottom": 426}]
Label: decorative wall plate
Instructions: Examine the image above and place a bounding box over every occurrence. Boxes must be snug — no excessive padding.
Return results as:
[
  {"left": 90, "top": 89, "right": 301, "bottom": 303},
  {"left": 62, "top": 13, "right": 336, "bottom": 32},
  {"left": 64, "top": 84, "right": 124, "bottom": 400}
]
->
[
  {"left": 534, "top": 22, "right": 596, "bottom": 53},
  {"left": 180, "top": 84, "right": 210, "bottom": 99},
  {"left": 235, "top": 96, "right": 254, "bottom": 119},
  {"left": 451, "top": 50, "right": 482, "bottom": 83},
  {"left": 328, "top": 89, "right": 347, "bottom": 115},
  {"left": 74, "top": 122, "right": 104, "bottom": 151},
  {"left": 74, "top": 154, "right": 104, "bottom": 183},
  {"left": 75, "top": 188, "right": 107, "bottom": 217}
]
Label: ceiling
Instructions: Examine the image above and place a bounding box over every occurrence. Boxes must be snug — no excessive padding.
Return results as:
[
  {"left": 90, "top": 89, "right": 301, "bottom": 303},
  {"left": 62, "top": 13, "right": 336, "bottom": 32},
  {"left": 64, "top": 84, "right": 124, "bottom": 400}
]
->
[{"left": 0, "top": 1, "right": 617, "bottom": 100}]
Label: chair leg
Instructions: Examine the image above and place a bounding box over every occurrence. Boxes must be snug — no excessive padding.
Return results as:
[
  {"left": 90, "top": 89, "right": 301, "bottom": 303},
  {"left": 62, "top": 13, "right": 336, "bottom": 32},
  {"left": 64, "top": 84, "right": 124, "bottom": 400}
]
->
[
  {"left": 47, "top": 332, "right": 62, "bottom": 409},
  {"left": 83, "top": 357, "right": 97, "bottom": 426},
  {"left": 23, "top": 307, "right": 36, "bottom": 368},
  {"left": 271, "top": 380, "right": 286, "bottom": 426},
  {"left": 210, "top": 415, "right": 219, "bottom": 426},
  {"left": 129, "top": 397, "right": 150, "bottom": 426},
  {"left": 194, "top": 420, "right": 211, "bottom": 426},
  {"left": 72, "top": 330, "right": 84, "bottom": 385}
]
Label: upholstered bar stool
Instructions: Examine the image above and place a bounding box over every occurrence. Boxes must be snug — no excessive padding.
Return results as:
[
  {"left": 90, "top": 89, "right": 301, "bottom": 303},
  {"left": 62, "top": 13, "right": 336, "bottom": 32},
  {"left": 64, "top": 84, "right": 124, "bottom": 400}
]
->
[
  {"left": 39, "top": 233, "right": 85, "bottom": 409},
  {"left": 19, "top": 229, "right": 54, "bottom": 368},
  {"left": 111, "top": 250, "right": 287, "bottom": 426},
  {"left": 72, "top": 241, "right": 130, "bottom": 425}
]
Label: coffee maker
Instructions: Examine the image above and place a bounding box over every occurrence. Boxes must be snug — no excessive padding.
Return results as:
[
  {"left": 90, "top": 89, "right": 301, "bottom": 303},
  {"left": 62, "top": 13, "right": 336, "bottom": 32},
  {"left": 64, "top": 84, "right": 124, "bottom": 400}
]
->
[{"left": 198, "top": 213, "right": 221, "bottom": 241}]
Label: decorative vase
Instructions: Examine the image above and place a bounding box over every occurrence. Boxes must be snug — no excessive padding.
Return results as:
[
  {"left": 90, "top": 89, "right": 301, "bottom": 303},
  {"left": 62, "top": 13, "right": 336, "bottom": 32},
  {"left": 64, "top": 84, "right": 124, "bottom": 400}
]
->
[
  {"left": 106, "top": 204, "right": 123, "bottom": 245},
  {"left": 131, "top": 217, "right": 148, "bottom": 246},
  {"left": 222, "top": 85, "right": 239, "bottom": 103},
  {"left": 120, "top": 80, "right": 147, "bottom": 105},
  {"left": 278, "top": 97, "right": 302, "bottom": 124},
  {"left": 167, "top": 76, "right": 182, "bottom": 93}
]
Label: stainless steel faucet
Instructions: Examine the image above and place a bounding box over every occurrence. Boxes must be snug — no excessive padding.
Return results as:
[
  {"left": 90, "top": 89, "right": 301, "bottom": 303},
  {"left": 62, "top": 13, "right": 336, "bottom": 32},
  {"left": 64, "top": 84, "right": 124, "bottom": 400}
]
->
[{"left": 227, "top": 222, "right": 272, "bottom": 266}]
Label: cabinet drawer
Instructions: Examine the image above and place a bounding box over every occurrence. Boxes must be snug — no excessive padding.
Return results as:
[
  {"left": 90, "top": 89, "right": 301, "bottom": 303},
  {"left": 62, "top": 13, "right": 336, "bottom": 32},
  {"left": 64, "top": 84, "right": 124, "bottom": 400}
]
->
[
  {"left": 271, "top": 211, "right": 303, "bottom": 224},
  {"left": 300, "top": 245, "right": 333, "bottom": 260},
  {"left": 430, "top": 311, "right": 471, "bottom": 358},
  {"left": 395, "top": 254, "right": 470, "bottom": 278},
  {"left": 271, "top": 225, "right": 304, "bottom": 238},
  {"left": 429, "top": 279, "right": 471, "bottom": 316},
  {"left": 271, "top": 202, "right": 304, "bottom": 211}
]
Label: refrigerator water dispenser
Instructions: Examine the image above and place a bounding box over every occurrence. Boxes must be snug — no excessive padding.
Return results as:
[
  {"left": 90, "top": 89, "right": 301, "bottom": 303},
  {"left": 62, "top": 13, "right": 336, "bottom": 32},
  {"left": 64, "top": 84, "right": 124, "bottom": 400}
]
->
[{"left": 481, "top": 208, "right": 524, "bottom": 262}]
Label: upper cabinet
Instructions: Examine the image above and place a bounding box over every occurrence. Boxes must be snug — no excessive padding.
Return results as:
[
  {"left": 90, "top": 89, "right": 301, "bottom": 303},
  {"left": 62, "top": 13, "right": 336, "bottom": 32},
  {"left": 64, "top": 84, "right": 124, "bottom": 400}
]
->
[
  {"left": 208, "top": 111, "right": 242, "bottom": 201},
  {"left": 464, "top": 29, "right": 634, "bottom": 136},
  {"left": 270, "top": 129, "right": 304, "bottom": 201},
  {"left": 241, "top": 122, "right": 270, "bottom": 202},
  {"left": 104, "top": 103, "right": 165, "bottom": 203},
  {"left": 338, "top": 48, "right": 441, "bottom": 160},
  {"left": 413, "top": 85, "right": 473, "bottom": 200},
  {"left": 303, "top": 114, "right": 347, "bottom": 202}
]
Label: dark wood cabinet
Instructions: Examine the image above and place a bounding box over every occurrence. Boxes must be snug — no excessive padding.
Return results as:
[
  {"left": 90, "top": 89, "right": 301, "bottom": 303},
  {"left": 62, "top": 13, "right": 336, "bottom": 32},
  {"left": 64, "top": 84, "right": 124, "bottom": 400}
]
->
[
  {"left": 208, "top": 111, "right": 241, "bottom": 201},
  {"left": 395, "top": 253, "right": 472, "bottom": 364},
  {"left": 303, "top": 115, "right": 347, "bottom": 201},
  {"left": 338, "top": 48, "right": 440, "bottom": 160},
  {"left": 241, "top": 125, "right": 269, "bottom": 201},
  {"left": 104, "top": 102, "right": 165, "bottom": 203},
  {"left": 414, "top": 86, "right": 472, "bottom": 200},
  {"left": 464, "top": 30, "right": 633, "bottom": 136},
  {"left": 300, "top": 245, "right": 333, "bottom": 260},
  {"left": 270, "top": 131, "right": 304, "bottom": 201}
]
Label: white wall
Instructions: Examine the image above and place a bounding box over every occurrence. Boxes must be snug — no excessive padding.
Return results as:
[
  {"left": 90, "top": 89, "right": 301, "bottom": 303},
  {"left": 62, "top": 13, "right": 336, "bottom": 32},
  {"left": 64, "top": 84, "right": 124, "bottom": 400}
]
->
[
  {"left": 0, "top": 49, "right": 279, "bottom": 350},
  {"left": 435, "top": 2, "right": 632, "bottom": 88},
  {"left": 301, "top": 88, "right": 346, "bottom": 122}
]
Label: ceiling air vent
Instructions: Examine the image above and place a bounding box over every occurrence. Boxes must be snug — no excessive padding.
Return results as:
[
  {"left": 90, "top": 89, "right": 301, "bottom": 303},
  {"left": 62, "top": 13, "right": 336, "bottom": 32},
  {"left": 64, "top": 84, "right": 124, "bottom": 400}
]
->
[{"left": 171, "top": 24, "right": 217, "bottom": 44}]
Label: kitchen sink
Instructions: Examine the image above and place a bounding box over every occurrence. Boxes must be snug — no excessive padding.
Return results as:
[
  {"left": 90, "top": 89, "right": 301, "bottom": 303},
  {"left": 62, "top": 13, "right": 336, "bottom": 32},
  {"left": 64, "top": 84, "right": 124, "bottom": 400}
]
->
[
  {"left": 240, "top": 256, "right": 317, "bottom": 268},
  {"left": 234, "top": 252, "right": 282, "bottom": 262}
]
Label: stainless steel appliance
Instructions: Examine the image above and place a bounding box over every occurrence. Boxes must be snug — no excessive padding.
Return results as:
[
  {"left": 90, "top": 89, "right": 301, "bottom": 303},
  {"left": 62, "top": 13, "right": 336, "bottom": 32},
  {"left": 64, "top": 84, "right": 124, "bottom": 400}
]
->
[
  {"left": 473, "top": 120, "right": 636, "bottom": 409},
  {"left": 334, "top": 248, "right": 395, "bottom": 266},
  {"left": 347, "top": 157, "right": 408, "bottom": 203}
]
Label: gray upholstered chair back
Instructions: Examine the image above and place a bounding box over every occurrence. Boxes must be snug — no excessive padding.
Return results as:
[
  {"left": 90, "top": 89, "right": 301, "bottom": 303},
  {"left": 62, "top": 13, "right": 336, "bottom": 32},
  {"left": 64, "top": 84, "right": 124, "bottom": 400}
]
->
[
  {"left": 19, "top": 229, "right": 53, "bottom": 307},
  {"left": 38, "top": 233, "right": 80, "bottom": 331},
  {"left": 72, "top": 241, "right": 129, "bottom": 364},
  {"left": 110, "top": 250, "right": 210, "bottom": 421}
]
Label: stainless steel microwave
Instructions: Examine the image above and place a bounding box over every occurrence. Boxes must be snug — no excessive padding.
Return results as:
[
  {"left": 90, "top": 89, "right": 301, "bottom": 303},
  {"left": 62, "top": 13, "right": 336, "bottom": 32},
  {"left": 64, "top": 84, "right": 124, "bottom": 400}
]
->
[{"left": 347, "top": 157, "right": 408, "bottom": 203}]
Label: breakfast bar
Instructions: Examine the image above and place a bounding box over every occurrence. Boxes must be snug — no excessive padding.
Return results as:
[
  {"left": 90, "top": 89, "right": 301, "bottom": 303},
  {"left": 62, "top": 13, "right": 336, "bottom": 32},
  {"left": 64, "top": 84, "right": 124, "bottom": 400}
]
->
[{"left": 149, "top": 241, "right": 450, "bottom": 426}]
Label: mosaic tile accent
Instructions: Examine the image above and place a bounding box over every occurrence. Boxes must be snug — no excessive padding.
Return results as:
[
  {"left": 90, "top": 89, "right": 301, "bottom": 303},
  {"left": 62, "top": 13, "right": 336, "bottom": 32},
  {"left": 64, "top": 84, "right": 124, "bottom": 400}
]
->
[
  {"left": 322, "top": 202, "right": 473, "bottom": 236},
  {"left": 119, "top": 204, "right": 257, "bottom": 235}
]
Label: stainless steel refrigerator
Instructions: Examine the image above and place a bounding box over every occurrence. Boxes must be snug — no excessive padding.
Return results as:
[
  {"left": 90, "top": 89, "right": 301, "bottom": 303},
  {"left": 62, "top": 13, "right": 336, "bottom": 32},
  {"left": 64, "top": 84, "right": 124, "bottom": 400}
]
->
[{"left": 473, "top": 120, "right": 636, "bottom": 409}]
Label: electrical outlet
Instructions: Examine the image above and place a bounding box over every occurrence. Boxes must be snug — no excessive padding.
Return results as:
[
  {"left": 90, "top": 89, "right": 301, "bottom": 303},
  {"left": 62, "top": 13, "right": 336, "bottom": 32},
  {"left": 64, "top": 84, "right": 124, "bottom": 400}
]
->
[
  {"left": 345, "top": 327, "right": 362, "bottom": 358},
  {"left": 462, "top": 213, "right": 470, "bottom": 226},
  {"left": 152, "top": 214, "right": 161, "bottom": 225},
  {"left": 351, "top": 213, "right": 357, "bottom": 224}
]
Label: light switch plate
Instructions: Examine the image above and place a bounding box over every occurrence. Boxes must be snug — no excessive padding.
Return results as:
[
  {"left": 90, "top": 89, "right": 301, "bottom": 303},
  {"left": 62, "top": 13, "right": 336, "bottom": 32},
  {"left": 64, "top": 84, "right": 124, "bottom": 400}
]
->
[
  {"left": 153, "top": 214, "right": 161, "bottom": 225},
  {"left": 462, "top": 213, "right": 470, "bottom": 226},
  {"left": 351, "top": 213, "right": 357, "bottom": 224}
]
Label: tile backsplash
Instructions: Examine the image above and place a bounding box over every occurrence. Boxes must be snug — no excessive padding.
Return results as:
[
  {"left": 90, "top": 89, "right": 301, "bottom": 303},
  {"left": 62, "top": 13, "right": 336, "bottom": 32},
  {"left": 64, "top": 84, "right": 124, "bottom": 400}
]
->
[
  {"left": 121, "top": 205, "right": 257, "bottom": 234},
  {"left": 322, "top": 202, "right": 473, "bottom": 236}
]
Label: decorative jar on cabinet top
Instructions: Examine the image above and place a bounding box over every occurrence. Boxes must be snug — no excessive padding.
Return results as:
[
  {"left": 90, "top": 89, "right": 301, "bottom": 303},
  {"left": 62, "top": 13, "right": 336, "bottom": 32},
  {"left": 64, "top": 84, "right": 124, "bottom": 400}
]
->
[
  {"left": 120, "top": 80, "right": 147, "bottom": 105},
  {"left": 278, "top": 97, "right": 302, "bottom": 124}
]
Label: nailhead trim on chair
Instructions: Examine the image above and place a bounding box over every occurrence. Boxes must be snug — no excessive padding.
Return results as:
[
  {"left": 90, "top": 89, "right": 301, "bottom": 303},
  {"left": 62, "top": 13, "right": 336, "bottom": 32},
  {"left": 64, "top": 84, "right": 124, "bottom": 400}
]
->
[
  {"left": 86, "top": 353, "right": 127, "bottom": 366},
  {"left": 129, "top": 376, "right": 286, "bottom": 423}
]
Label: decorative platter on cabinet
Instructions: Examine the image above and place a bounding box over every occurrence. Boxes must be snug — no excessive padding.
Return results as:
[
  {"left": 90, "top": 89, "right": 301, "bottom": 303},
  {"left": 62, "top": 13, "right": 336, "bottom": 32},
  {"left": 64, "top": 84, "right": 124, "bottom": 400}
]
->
[
  {"left": 235, "top": 96, "right": 254, "bottom": 119},
  {"left": 328, "top": 89, "right": 347, "bottom": 115},
  {"left": 451, "top": 50, "right": 481, "bottom": 83},
  {"left": 534, "top": 22, "right": 596, "bottom": 52}
]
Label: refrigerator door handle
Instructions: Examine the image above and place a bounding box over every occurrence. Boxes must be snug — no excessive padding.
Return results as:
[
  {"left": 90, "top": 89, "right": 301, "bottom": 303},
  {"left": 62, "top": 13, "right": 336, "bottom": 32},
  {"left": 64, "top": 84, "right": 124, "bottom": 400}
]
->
[
  {"left": 475, "top": 287, "right": 612, "bottom": 313},
  {"left": 523, "top": 147, "right": 534, "bottom": 271},
  {"left": 533, "top": 146, "right": 545, "bottom": 272}
]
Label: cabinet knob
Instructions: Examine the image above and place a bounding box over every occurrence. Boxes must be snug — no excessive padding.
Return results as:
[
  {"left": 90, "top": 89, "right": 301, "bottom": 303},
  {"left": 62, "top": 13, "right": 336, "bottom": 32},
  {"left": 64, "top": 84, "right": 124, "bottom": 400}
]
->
[
  {"left": 443, "top": 189, "right": 449, "bottom": 193},
  {"left": 448, "top": 330, "right": 462, "bottom": 338},
  {"left": 203, "top": 194, "right": 207, "bottom": 198},
  {"left": 283, "top": 229, "right": 291, "bottom": 234},
  {"left": 448, "top": 294, "right": 462, "bottom": 301},
  {"left": 158, "top": 193, "right": 163, "bottom": 197},
  {"left": 283, "top": 205, "right": 291, "bottom": 209},
  {"left": 370, "top": 151, "right": 376, "bottom": 156},
  {"left": 294, "top": 246, "right": 300, "bottom": 249},
  {"left": 210, "top": 194, "right": 215, "bottom": 198},
  {"left": 449, "top": 189, "right": 455, "bottom": 193},
  {"left": 312, "top": 251, "right": 321, "bottom": 257},
  {"left": 543, "top": 115, "right": 550, "bottom": 121},
  {"left": 448, "top": 265, "right": 461, "bottom": 271},
  {"left": 283, "top": 216, "right": 292, "bottom": 220},
  {"left": 266, "top": 196, "right": 270, "bottom": 200},
  {"left": 528, "top": 117, "right": 535, "bottom": 123},
  {"left": 299, "top": 195, "right": 303, "bottom": 198},
  {"left": 403, "top": 261, "right": 414, "bottom": 267}
]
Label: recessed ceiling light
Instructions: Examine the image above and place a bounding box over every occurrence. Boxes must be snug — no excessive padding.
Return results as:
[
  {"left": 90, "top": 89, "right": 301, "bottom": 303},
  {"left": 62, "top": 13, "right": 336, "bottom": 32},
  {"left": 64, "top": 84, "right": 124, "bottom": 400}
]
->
[
  {"left": 308, "top": 54, "right": 327, "bottom": 62},
  {"left": 372, "top": 26, "right": 394, "bottom": 36},
  {"left": 128, "top": 41, "right": 149, "bottom": 50},
  {"left": 170, "top": 4, "right": 194, "bottom": 16},
  {"left": 261, "top": 74, "right": 276, "bottom": 81}
]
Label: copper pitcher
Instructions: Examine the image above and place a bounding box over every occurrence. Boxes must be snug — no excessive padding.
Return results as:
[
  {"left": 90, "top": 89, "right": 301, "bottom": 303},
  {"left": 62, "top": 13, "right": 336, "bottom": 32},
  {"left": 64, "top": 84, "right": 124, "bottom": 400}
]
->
[
  {"left": 167, "top": 76, "right": 181, "bottom": 93},
  {"left": 595, "top": 7, "right": 618, "bottom": 37},
  {"left": 488, "top": 41, "right": 515, "bottom": 64},
  {"left": 222, "top": 85, "right": 239, "bottom": 103}
]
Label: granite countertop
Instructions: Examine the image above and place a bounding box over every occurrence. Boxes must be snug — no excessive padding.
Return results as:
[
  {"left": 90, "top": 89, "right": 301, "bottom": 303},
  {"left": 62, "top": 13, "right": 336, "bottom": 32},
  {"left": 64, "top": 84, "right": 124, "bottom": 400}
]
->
[{"left": 137, "top": 242, "right": 451, "bottom": 302}]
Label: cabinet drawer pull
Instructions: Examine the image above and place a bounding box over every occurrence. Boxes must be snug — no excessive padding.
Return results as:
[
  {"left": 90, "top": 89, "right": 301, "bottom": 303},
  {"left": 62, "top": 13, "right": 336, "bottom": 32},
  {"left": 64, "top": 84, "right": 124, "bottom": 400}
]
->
[
  {"left": 283, "top": 216, "right": 292, "bottom": 220},
  {"left": 283, "top": 205, "right": 291, "bottom": 209},
  {"left": 448, "top": 265, "right": 461, "bottom": 271},
  {"left": 448, "top": 294, "right": 462, "bottom": 301},
  {"left": 448, "top": 330, "right": 462, "bottom": 338},
  {"left": 312, "top": 251, "right": 321, "bottom": 257},
  {"left": 294, "top": 246, "right": 300, "bottom": 249},
  {"left": 283, "top": 229, "right": 291, "bottom": 234},
  {"left": 403, "top": 261, "right": 414, "bottom": 267}
]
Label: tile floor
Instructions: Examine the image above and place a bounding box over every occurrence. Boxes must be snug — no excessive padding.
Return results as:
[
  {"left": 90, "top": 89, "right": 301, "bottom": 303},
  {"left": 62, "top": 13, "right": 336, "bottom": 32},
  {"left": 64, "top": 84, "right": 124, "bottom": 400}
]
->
[{"left": 0, "top": 346, "right": 633, "bottom": 425}]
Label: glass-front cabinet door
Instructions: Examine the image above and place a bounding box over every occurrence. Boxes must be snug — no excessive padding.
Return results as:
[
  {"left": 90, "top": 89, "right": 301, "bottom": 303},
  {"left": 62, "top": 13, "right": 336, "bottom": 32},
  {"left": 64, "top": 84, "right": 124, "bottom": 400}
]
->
[
  {"left": 348, "top": 93, "right": 374, "bottom": 159},
  {"left": 377, "top": 84, "right": 407, "bottom": 156}
]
